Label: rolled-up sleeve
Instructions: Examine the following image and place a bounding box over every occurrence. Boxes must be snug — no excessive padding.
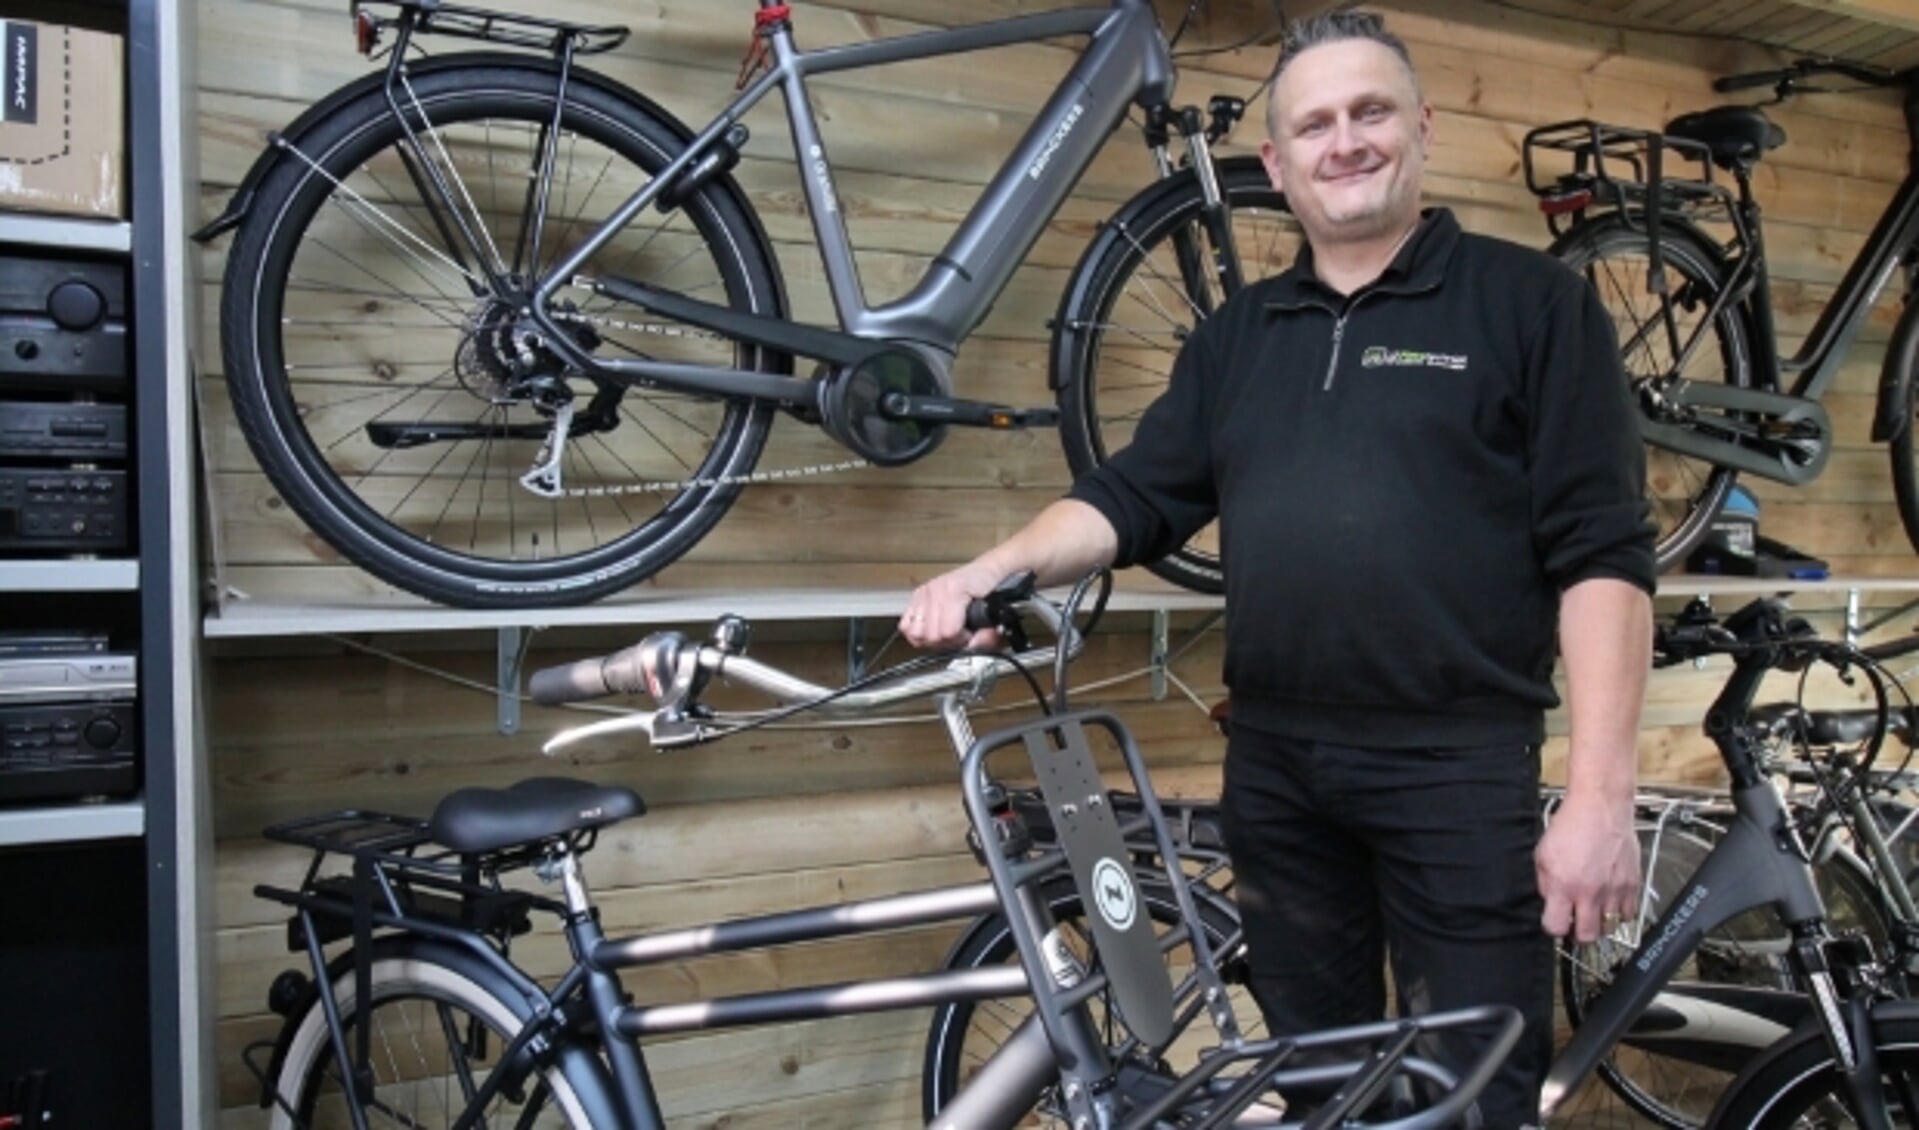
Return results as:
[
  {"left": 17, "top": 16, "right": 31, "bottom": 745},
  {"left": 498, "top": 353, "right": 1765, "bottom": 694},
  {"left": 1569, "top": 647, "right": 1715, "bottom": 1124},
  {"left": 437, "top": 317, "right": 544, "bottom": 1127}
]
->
[
  {"left": 1527, "top": 276, "right": 1658, "bottom": 594},
  {"left": 1066, "top": 321, "right": 1221, "bottom": 569}
]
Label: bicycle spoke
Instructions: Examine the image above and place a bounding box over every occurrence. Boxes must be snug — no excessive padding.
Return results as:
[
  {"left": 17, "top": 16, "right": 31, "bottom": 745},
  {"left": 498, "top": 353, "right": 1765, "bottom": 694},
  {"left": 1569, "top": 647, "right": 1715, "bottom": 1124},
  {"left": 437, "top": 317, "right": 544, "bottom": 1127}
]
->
[
  {"left": 399, "top": 71, "right": 509, "bottom": 279},
  {"left": 279, "top": 139, "right": 489, "bottom": 292}
]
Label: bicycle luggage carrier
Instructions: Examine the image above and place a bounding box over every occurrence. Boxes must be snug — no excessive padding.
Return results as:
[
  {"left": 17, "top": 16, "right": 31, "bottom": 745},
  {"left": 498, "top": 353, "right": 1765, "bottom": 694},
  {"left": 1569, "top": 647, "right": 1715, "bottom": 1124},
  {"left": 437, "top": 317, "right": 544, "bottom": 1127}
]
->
[
  {"left": 960, "top": 709, "right": 1523, "bottom": 1129},
  {"left": 1523, "top": 119, "right": 1732, "bottom": 234},
  {"left": 349, "top": 0, "right": 629, "bottom": 56},
  {"left": 255, "top": 807, "right": 578, "bottom": 951}
]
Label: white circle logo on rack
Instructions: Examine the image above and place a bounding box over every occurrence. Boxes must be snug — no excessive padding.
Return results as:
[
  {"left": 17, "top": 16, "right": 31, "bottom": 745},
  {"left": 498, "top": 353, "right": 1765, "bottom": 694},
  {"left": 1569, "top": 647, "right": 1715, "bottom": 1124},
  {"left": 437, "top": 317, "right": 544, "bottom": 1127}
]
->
[{"left": 1091, "top": 858, "right": 1137, "bottom": 932}]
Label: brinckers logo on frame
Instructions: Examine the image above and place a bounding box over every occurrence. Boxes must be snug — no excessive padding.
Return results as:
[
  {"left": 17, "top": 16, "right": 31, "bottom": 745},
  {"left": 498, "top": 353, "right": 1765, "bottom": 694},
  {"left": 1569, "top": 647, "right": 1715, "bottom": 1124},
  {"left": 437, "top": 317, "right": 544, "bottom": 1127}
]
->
[{"left": 1361, "top": 345, "right": 1468, "bottom": 371}]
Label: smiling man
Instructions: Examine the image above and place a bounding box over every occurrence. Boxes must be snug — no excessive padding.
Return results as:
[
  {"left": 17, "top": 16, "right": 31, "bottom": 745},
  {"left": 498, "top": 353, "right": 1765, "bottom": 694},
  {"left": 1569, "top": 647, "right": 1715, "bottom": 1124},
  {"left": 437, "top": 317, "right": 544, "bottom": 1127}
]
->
[{"left": 901, "top": 12, "right": 1654, "bottom": 1123}]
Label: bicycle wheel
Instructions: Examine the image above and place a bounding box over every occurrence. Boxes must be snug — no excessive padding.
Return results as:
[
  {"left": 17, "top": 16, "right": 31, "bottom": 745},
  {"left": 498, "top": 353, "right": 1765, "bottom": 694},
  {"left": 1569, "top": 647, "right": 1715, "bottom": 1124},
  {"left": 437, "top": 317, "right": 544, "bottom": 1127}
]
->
[
  {"left": 1707, "top": 1011, "right": 1919, "bottom": 1128},
  {"left": 1550, "top": 215, "right": 1754, "bottom": 571},
  {"left": 1561, "top": 816, "right": 1890, "bottom": 1129},
  {"left": 921, "top": 877, "right": 1256, "bottom": 1126},
  {"left": 222, "top": 61, "right": 783, "bottom": 607},
  {"left": 1884, "top": 307, "right": 1919, "bottom": 557},
  {"left": 1052, "top": 156, "right": 1304, "bottom": 595},
  {"left": 266, "top": 942, "right": 614, "bottom": 1129}
]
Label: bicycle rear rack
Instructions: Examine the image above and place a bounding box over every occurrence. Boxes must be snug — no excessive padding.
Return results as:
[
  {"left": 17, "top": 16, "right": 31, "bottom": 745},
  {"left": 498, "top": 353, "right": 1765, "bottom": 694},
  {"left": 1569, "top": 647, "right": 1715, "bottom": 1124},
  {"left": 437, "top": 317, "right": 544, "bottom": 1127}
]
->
[
  {"left": 1523, "top": 119, "right": 1732, "bottom": 237},
  {"left": 260, "top": 807, "right": 578, "bottom": 944},
  {"left": 349, "top": 0, "right": 629, "bottom": 57}
]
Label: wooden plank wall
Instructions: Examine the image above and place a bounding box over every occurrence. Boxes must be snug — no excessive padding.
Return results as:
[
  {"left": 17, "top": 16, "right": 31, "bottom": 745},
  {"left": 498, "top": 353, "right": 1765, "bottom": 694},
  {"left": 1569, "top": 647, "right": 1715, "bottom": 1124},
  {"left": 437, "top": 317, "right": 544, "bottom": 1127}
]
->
[{"left": 195, "top": 1, "right": 1919, "bottom": 1125}]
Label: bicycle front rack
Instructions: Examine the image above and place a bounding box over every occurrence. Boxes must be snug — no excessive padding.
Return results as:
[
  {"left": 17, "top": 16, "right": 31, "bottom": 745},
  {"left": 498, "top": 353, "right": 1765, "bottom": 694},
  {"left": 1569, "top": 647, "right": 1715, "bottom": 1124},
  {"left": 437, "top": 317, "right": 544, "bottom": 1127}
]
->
[{"left": 961, "top": 710, "right": 1522, "bottom": 1128}]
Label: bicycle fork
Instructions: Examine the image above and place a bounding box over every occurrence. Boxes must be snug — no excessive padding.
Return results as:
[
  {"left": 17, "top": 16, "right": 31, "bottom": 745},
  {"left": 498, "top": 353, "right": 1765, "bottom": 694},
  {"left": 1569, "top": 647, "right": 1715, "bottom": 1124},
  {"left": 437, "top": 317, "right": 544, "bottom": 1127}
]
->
[{"left": 1145, "top": 98, "right": 1247, "bottom": 316}]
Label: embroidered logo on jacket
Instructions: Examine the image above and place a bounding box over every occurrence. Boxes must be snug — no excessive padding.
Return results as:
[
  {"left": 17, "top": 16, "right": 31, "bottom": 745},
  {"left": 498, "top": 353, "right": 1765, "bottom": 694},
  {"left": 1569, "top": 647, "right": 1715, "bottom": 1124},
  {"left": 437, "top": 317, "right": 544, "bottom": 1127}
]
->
[{"left": 1360, "top": 346, "right": 1468, "bottom": 371}]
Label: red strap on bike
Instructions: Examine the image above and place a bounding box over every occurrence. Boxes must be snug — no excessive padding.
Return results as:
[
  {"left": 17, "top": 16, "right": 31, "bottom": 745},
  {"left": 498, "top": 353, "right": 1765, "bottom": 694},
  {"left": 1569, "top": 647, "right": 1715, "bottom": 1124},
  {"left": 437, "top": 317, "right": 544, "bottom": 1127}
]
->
[{"left": 737, "top": 6, "right": 793, "bottom": 90}]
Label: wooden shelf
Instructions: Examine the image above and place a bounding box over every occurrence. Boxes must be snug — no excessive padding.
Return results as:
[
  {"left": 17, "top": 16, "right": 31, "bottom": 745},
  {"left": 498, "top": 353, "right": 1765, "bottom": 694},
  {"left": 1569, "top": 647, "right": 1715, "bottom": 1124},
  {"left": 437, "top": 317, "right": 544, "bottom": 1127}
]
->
[
  {"left": 202, "top": 585, "right": 1225, "bottom": 638},
  {"left": 0, "top": 213, "right": 133, "bottom": 254},
  {"left": 1657, "top": 575, "right": 1919, "bottom": 596},
  {"left": 0, "top": 560, "right": 139, "bottom": 592},
  {"left": 0, "top": 801, "right": 143, "bottom": 848},
  {"left": 199, "top": 576, "right": 1919, "bottom": 638}
]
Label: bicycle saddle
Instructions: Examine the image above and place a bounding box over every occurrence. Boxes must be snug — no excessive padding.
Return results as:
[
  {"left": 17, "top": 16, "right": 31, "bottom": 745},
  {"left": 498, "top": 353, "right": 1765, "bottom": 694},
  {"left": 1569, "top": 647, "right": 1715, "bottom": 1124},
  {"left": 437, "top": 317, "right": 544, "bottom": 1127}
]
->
[
  {"left": 430, "top": 776, "right": 644, "bottom": 853},
  {"left": 1749, "top": 702, "right": 1916, "bottom": 746},
  {"left": 1663, "top": 106, "right": 1786, "bottom": 170}
]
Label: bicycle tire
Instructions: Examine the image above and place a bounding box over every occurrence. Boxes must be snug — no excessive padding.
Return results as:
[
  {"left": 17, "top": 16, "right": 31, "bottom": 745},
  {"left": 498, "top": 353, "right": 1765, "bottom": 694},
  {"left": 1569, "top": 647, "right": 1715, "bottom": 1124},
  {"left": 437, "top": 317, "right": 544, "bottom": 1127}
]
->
[
  {"left": 265, "top": 939, "right": 616, "bottom": 1129},
  {"left": 1884, "top": 304, "right": 1919, "bottom": 558},
  {"left": 1052, "top": 157, "right": 1304, "bottom": 595},
  {"left": 221, "top": 61, "right": 784, "bottom": 608},
  {"left": 1549, "top": 215, "right": 1754, "bottom": 571},
  {"left": 920, "top": 876, "right": 1254, "bottom": 1126},
  {"left": 1705, "top": 1006, "right": 1919, "bottom": 1128},
  {"left": 1560, "top": 815, "right": 1890, "bottom": 1129}
]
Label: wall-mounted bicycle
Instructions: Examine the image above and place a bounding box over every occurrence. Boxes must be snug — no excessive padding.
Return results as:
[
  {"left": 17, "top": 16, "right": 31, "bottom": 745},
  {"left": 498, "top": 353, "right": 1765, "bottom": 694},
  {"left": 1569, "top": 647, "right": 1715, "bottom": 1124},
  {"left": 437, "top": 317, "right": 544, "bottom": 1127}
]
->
[
  {"left": 1525, "top": 58, "right": 1919, "bottom": 570},
  {"left": 197, "top": 0, "right": 1301, "bottom": 606}
]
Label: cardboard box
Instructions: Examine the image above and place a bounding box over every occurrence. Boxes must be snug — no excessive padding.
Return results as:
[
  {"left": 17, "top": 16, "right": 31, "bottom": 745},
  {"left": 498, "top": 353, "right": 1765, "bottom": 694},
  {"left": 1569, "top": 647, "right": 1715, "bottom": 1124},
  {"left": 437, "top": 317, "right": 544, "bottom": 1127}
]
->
[{"left": 0, "top": 20, "right": 124, "bottom": 220}]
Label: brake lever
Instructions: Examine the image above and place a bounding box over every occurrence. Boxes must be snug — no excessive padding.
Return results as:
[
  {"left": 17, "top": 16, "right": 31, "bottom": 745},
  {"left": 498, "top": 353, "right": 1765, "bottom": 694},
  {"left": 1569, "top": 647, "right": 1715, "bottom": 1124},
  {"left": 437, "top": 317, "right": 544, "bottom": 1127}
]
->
[{"left": 542, "top": 711, "right": 657, "bottom": 755}]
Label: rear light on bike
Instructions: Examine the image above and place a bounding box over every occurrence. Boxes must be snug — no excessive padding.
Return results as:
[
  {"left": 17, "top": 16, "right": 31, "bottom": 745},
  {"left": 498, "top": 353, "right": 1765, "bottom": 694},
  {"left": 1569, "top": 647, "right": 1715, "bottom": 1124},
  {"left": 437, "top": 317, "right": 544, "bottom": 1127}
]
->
[
  {"left": 354, "top": 9, "right": 379, "bottom": 56},
  {"left": 1538, "top": 188, "right": 1593, "bottom": 216}
]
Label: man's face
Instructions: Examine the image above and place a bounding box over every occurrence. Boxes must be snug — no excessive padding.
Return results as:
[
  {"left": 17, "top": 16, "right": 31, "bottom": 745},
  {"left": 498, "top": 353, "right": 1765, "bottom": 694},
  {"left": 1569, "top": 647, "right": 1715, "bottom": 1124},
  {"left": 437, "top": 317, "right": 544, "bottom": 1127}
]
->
[{"left": 1260, "top": 39, "right": 1432, "bottom": 247}]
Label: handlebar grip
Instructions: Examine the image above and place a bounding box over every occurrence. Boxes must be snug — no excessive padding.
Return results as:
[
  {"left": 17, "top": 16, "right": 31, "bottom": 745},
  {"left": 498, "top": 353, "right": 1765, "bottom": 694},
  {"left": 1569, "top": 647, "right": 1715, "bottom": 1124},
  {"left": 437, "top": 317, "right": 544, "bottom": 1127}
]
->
[
  {"left": 963, "top": 598, "right": 994, "bottom": 632},
  {"left": 1713, "top": 69, "right": 1791, "bottom": 92},
  {"left": 530, "top": 658, "right": 613, "bottom": 705},
  {"left": 529, "top": 644, "right": 651, "bottom": 705}
]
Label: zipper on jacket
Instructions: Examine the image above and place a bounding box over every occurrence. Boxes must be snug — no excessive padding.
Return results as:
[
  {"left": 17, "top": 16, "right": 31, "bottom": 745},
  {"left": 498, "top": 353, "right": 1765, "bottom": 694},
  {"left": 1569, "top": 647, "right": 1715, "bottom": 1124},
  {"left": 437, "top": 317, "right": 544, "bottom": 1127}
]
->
[{"left": 1322, "top": 315, "right": 1348, "bottom": 392}]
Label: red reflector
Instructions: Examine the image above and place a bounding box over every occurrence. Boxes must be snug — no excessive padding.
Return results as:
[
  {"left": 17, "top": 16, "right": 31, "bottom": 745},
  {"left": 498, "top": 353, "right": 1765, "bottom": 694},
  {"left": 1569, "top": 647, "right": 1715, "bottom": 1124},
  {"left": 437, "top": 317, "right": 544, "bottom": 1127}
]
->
[
  {"left": 354, "top": 10, "right": 378, "bottom": 56},
  {"left": 1539, "top": 189, "right": 1593, "bottom": 216}
]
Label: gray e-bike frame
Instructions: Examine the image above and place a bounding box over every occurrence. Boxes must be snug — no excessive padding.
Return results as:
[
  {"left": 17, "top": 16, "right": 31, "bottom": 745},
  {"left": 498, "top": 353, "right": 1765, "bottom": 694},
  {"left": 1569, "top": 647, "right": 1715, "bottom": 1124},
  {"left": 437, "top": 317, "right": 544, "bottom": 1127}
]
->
[
  {"left": 521, "top": 0, "right": 1177, "bottom": 407},
  {"left": 1539, "top": 633, "right": 1870, "bottom": 1125}
]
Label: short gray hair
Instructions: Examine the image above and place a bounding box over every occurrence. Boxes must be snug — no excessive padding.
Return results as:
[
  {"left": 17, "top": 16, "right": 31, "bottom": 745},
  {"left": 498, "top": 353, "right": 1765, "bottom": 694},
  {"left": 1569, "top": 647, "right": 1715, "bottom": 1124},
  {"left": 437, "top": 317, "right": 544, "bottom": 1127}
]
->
[{"left": 1264, "top": 10, "right": 1421, "bottom": 139}]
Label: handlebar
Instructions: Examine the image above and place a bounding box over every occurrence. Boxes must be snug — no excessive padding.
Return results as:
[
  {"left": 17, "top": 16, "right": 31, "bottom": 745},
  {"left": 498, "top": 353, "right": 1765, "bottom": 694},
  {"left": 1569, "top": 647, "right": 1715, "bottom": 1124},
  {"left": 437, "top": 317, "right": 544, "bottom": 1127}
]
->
[
  {"left": 1713, "top": 57, "right": 1908, "bottom": 95},
  {"left": 530, "top": 573, "right": 1088, "bottom": 752}
]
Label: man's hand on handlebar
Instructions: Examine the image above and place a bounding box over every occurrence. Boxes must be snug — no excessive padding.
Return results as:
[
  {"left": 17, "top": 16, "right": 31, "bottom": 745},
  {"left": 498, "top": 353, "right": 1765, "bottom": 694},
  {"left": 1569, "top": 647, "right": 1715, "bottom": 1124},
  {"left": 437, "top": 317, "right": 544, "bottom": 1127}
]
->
[{"left": 901, "top": 563, "right": 1016, "bottom": 650}]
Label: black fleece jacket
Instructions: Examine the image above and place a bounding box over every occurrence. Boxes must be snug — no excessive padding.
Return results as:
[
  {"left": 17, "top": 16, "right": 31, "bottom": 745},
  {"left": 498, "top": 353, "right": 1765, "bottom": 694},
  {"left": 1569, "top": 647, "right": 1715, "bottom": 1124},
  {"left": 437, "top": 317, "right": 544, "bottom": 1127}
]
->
[{"left": 1069, "top": 208, "right": 1656, "bottom": 748}]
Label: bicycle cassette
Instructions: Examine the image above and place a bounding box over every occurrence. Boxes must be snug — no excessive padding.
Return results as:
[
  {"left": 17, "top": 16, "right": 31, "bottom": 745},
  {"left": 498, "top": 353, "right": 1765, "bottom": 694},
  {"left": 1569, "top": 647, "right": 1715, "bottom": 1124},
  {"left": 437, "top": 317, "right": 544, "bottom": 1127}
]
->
[{"left": 817, "top": 348, "right": 949, "bottom": 466}]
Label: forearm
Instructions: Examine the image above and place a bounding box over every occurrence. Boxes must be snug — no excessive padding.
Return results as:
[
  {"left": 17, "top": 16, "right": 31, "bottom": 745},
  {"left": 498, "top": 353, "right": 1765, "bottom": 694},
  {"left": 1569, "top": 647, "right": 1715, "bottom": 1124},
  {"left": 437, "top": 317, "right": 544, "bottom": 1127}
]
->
[
  {"left": 1557, "top": 577, "right": 1653, "bottom": 804},
  {"left": 966, "top": 499, "right": 1120, "bottom": 589}
]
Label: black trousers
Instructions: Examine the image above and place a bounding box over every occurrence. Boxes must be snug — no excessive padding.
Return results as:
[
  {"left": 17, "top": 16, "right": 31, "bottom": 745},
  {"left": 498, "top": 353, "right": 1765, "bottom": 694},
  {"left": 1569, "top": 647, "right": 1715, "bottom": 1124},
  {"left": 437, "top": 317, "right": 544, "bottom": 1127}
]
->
[{"left": 1219, "top": 727, "right": 1554, "bottom": 1130}]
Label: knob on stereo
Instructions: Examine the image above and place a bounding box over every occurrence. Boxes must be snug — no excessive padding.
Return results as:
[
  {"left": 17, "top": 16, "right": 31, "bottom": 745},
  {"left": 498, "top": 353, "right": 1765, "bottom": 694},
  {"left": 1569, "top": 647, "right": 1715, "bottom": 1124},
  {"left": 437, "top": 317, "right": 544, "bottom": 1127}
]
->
[
  {"left": 47, "top": 279, "right": 107, "bottom": 332},
  {"left": 84, "top": 717, "right": 122, "bottom": 749}
]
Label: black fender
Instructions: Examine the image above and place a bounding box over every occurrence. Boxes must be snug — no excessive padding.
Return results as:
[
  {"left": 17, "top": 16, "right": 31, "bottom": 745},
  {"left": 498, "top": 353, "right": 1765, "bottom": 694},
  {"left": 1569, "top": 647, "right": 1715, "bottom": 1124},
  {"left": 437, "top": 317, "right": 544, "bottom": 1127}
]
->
[
  {"left": 197, "top": 52, "right": 709, "bottom": 244},
  {"left": 1871, "top": 297, "right": 1919, "bottom": 443},
  {"left": 1703, "top": 997, "right": 1919, "bottom": 1128},
  {"left": 1047, "top": 154, "right": 1277, "bottom": 392},
  {"left": 255, "top": 935, "right": 618, "bottom": 1125}
]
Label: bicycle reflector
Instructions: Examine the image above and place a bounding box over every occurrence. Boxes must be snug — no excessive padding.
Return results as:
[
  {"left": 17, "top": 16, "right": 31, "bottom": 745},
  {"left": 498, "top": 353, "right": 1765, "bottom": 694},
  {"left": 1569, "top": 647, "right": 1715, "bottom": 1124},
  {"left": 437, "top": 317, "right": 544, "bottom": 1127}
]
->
[
  {"left": 1539, "top": 187, "right": 1594, "bottom": 216},
  {"left": 354, "top": 9, "right": 379, "bottom": 56}
]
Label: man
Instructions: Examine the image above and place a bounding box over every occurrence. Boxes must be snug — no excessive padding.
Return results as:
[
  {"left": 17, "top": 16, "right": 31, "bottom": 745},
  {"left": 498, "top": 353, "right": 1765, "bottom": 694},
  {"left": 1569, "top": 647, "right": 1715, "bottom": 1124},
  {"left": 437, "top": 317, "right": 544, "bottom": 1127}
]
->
[{"left": 900, "top": 10, "right": 1653, "bottom": 1126}]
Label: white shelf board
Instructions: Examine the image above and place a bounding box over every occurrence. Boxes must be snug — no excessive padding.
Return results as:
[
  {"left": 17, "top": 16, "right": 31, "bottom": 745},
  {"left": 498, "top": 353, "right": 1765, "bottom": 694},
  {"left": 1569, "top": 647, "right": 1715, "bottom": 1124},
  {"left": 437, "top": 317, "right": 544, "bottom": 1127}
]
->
[
  {"left": 0, "top": 213, "right": 133, "bottom": 254},
  {"left": 0, "top": 559, "right": 139, "bottom": 592},
  {"left": 1656, "top": 575, "right": 1919, "bottom": 596},
  {"left": 0, "top": 801, "right": 144, "bottom": 847},
  {"left": 203, "top": 585, "right": 1226, "bottom": 638}
]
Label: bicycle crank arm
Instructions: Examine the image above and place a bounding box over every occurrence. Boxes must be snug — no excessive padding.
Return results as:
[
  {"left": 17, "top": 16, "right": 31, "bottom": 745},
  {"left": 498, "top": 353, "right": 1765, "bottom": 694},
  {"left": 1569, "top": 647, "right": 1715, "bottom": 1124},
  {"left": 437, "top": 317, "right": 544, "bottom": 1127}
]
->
[
  {"left": 1640, "top": 381, "right": 1832, "bottom": 486},
  {"left": 879, "top": 393, "right": 1060, "bottom": 430}
]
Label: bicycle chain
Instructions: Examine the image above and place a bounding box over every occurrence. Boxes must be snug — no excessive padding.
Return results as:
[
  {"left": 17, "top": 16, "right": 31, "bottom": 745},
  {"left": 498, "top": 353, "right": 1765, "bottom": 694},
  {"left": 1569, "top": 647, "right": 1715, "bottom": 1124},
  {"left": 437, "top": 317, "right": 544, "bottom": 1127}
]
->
[{"left": 539, "top": 305, "right": 871, "bottom": 497}]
